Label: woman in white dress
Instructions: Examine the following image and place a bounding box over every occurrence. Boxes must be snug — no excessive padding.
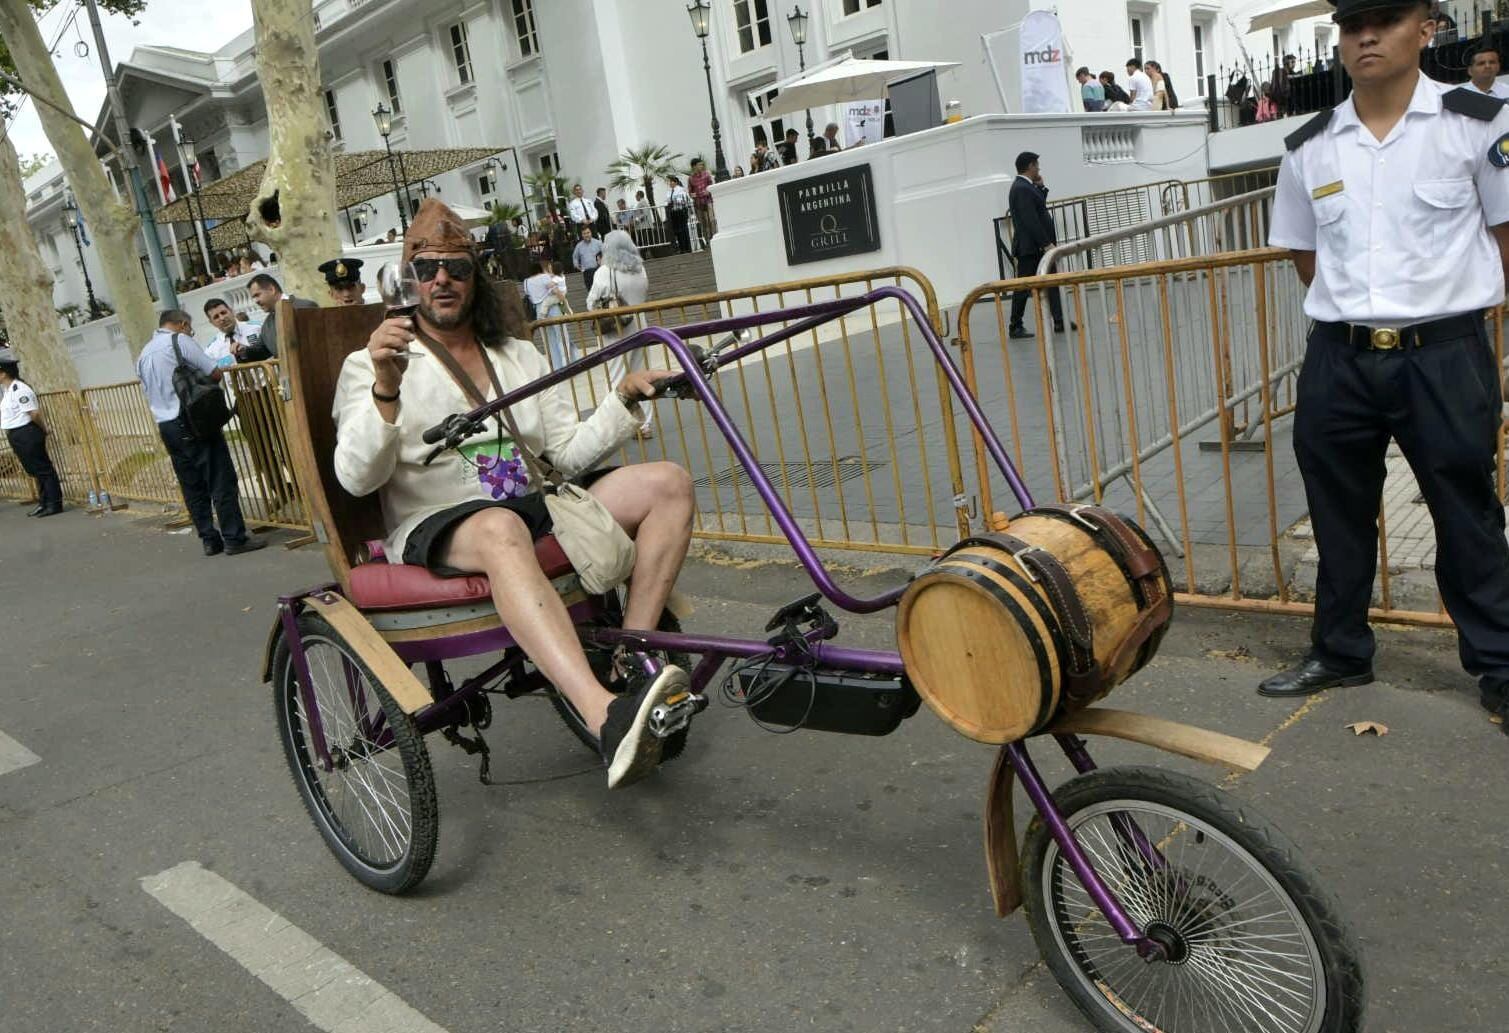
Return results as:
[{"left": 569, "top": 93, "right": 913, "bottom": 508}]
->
[{"left": 586, "top": 230, "right": 655, "bottom": 437}]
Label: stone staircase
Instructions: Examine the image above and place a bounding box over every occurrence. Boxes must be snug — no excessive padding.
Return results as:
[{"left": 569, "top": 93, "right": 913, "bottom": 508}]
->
[{"left": 559, "top": 249, "right": 717, "bottom": 315}]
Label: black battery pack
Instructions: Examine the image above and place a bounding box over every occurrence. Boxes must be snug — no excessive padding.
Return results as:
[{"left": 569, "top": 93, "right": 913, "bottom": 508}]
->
[{"left": 739, "top": 665, "right": 921, "bottom": 736}]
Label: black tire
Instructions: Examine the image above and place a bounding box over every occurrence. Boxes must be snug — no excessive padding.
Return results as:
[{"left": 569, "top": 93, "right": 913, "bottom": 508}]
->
[
  {"left": 1020, "top": 766, "right": 1364, "bottom": 1033},
  {"left": 549, "top": 603, "right": 689, "bottom": 753},
  {"left": 273, "top": 613, "right": 439, "bottom": 894}
]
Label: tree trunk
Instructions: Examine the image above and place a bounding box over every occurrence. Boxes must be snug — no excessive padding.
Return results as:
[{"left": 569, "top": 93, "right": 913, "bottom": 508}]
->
[
  {"left": 0, "top": 136, "right": 80, "bottom": 393},
  {"left": 0, "top": 0, "right": 157, "bottom": 357},
  {"left": 245, "top": 0, "right": 339, "bottom": 304}
]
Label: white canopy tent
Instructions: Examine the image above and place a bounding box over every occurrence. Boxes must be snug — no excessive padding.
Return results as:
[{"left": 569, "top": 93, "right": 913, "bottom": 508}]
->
[
  {"left": 1247, "top": 0, "right": 1334, "bottom": 33},
  {"left": 759, "top": 55, "right": 961, "bottom": 120}
]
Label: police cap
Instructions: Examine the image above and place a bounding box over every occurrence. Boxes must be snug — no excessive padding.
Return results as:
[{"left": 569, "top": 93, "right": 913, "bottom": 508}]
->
[
  {"left": 0, "top": 347, "right": 15, "bottom": 364},
  {"left": 1328, "top": 0, "right": 1429, "bottom": 21},
  {"left": 317, "top": 257, "right": 365, "bottom": 287}
]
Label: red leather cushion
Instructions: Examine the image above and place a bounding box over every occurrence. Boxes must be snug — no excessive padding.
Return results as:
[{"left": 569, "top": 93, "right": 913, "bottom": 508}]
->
[{"left": 348, "top": 535, "right": 575, "bottom": 611}]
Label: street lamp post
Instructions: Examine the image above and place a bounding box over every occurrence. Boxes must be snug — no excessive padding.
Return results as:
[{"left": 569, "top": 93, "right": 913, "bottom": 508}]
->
[
  {"left": 486, "top": 150, "right": 531, "bottom": 229},
  {"left": 685, "top": 0, "right": 730, "bottom": 182},
  {"left": 786, "top": 5, "right": 813, "bottom": 141},
  {"left": 372, "top": 102, "right": 410, "bottom": 231},
  {"left": 177, "top": 131, "right": 217, "bottom": 277},
  {"left": 61, "top": 195, "right": 101, "bottom": 320}
]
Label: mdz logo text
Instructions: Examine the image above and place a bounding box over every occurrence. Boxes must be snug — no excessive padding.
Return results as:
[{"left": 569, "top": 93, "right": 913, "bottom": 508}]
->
[{"left": 1023, "top": 47, "right": 1061, "bottom": 65}]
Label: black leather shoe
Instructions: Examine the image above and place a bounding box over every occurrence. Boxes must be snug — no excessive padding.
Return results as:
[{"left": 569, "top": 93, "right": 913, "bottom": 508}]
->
[
  {"left": 26, "top": 505, "right": 44, "bottom": 517},
  {"left": 35, "top": 505, "right": 63, "bottom": 518},
  {"left": 203, "top": 539, "right": 224, "bottom": 556},
  {"left": 1053, "top": 321, "right": 1079, "bottom": 333},
  {"left": 1008, "top": 326, "right": 1033, "bottom": 340},
  {"left": 224, "top": 537, "right": 268, "bottom": 556},
  {"left": 1258, "top": 659, "right": 1374, "bottom": 698}
]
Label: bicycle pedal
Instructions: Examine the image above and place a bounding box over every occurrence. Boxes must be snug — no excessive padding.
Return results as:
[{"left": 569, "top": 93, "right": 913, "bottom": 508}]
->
[{"left": 649, "top": 692, "right": 704, "bottom": 739}]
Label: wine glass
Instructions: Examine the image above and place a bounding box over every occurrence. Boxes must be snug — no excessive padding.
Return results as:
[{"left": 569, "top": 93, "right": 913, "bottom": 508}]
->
[{"left": 376, "top": 261, "right": 422, "bottom": 318}]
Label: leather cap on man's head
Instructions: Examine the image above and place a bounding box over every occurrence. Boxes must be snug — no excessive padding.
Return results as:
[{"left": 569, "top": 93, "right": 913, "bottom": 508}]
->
[
  {"left": 402, "top": 198, "right": 477, "bottom": 265},
  {"left": 1329, "top": 0, "right": 1428, "bottom": 21}
]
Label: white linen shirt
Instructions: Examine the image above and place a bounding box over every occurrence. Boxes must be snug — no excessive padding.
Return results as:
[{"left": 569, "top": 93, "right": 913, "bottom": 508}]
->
[
  {"left": 1269, "top": 73, "right": 1509, "bottom": 324},
  {"left": 0, "top": 380, "right": 39, "bottom": 431},
  {"left": 1127, "top": 70, "right": 1154, "bottom": 110},
  {"left": 332, "top": 335, "right": 641, "bottom": 560}
]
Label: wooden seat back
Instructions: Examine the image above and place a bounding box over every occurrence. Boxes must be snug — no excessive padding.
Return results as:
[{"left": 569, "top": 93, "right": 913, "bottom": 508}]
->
[{"left": 278, "top": 299, "right": 389, "bottom": 593}]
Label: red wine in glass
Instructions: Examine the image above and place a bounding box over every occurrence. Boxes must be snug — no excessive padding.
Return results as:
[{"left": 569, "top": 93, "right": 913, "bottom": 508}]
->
[{"left": 376, "top": 261, "right": 423, "bottom": 365}]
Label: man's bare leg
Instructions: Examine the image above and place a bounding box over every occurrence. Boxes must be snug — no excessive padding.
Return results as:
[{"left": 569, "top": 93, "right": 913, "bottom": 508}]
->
[
  {"left": 586, "top": 461, "right": 694, "bottom": 629},
  {"left": 443, "top": 508, "right": 614, "bottom": 734}
]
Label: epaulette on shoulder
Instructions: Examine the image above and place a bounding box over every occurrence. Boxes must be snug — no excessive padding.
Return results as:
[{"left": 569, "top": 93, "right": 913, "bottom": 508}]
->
[
  {"left": 1442, "top": 87, "right": 1505, "bottom": 121},
  {"left": 1284, "top": 108, "right": 1333, "bottom": 151}
]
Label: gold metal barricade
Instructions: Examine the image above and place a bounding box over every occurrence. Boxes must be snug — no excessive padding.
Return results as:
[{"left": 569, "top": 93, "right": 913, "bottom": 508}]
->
[
  {"left": 955, "top": 248, "right": 1491, "bottom": 628},
  {"left": 530, "top": 266, "right": 966, "bottom": 556}
]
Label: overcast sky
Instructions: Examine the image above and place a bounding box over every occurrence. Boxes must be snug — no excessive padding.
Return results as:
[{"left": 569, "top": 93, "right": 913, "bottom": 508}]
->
[{"left": 6, "top": 0, "right": 254, "bottom": 162}]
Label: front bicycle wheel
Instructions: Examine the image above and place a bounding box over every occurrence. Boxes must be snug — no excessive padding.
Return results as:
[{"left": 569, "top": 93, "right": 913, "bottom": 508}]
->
[
  {"left": 1021, "top": 767, "right": 1364, "bottom": 1033},
  {"left": 273, "top": 613, "right": 439, "bottom": 894}
]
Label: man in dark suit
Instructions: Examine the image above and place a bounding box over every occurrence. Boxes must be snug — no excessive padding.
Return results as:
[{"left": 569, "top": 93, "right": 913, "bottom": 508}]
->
[{"left": 1007, "top": 151, "right": 1072, "bottom": 338}]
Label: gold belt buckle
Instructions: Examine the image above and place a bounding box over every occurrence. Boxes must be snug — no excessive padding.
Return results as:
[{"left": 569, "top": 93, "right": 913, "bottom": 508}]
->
[{"left": 1370, "top": 327, "right": 1400, "bottom": 350}]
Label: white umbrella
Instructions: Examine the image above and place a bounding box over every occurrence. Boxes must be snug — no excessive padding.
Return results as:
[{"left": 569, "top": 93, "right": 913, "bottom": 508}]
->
[
  {"left": 444, "top": 202, "right": 494, "bottom": 227},
  {"left": 1247, "top": 0, "right": 1333, "bottom": 33},
  {"left": 760, "top": 56, "right": 961, "bottom": 120}
]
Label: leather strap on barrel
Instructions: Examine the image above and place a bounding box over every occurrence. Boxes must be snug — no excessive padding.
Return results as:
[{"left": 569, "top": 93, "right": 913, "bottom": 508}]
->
[{"left": 951, "top": 533, "right": 1101, "bottom": 703}]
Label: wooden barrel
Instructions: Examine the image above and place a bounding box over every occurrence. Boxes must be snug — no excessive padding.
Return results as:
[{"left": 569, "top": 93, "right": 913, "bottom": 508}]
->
[{"left": 896, "top": 508, "right": 1172, "bottom": 744}]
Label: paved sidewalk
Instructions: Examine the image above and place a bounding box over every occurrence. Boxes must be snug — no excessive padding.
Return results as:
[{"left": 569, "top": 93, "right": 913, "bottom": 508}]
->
[{"left": 0, "top": 503, "right": 1505, "bottom": 1032}]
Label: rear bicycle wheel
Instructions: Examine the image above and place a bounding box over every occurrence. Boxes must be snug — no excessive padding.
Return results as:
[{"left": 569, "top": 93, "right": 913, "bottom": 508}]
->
[
  {"left": 1021, "top": 766, "right": 1364, "bottom": 1033},
  {"left": 273, "top": 613, "right": 439, "bottom": 894}
]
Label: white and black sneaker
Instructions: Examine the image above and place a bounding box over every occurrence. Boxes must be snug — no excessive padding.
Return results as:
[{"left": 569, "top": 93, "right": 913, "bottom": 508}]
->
[{"left": 598, "top": 665, "right": 689, "bottom": 788}]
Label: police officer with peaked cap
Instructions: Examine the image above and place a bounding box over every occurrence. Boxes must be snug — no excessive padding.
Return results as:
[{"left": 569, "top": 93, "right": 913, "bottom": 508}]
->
[
  {"left": 0, "top": 347, "right": 63, "bottom": 517},
  {"left": 1263, "top": 0, "right": 1509, "bottom": 736},
  {"left": 318, "top": 257, "right": 366, "bottom": 306}
]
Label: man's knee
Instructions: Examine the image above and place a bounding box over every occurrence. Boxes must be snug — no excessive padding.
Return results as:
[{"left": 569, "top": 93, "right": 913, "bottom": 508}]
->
[{"left": 645, "top": 461, "right": 693, "bottom": 503}]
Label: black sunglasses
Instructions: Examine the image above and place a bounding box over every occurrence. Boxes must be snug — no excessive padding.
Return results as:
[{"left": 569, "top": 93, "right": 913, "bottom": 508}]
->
[{"left": 412, "top": 257, "right": 475, "bottom": 282}]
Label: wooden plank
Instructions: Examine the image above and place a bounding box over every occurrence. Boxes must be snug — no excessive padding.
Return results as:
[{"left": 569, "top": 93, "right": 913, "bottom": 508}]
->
[
  {"left": 1047, "top": 707, "right": 1269, "bottom": 772},
  {"left": 304, "top": 592, "right": 433, "bottom": 715},
  {"left": 983, "top": 744, "right": 1024, "bottom": 917}
]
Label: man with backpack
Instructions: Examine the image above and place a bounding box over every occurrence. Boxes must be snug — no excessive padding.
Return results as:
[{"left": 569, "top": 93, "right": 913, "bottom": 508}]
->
[{"left": 136, "top": 310, "right": 266, "bottom": 557}]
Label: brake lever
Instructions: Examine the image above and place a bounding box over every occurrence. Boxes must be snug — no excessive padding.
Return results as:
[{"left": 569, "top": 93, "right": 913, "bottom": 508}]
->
[{"left": 657, "top": 331, "right": 748, "bottom": 401}]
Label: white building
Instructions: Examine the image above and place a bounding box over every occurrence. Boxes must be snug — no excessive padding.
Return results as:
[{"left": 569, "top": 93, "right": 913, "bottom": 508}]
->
[{"left": 24, "top": 0, "right": 1336, "bottom": 353}]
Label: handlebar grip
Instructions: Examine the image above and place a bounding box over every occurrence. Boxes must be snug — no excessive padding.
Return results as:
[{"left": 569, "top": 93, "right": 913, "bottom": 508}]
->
[{"left": 421, "top": 422, "right": 448, "bottom": 445}]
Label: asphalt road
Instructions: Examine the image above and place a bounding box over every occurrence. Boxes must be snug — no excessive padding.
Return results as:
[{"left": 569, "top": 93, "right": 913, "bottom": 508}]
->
[{"left": 1, "top": 503, "right": 1506, "bottom": 1032}]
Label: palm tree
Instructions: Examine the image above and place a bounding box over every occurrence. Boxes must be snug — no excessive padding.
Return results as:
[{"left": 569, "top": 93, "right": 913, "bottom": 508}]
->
[
  {"left": 486, "top": 201, "right": 526, "bottom": 225},
  {"left": 523, "top": 169, "right": 578, "bottom": 220},
  {"left": 606, "top": 143, "right": 685, "bottom": 209}
]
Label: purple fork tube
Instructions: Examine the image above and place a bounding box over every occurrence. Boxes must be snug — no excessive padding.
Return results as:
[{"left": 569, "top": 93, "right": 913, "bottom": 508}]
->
[
  {"left": 279, "top": 602, "right": 334, "bottom": 772},
  {"left": 1004, "top": 741, "right": 1153, "bottom": 951}
]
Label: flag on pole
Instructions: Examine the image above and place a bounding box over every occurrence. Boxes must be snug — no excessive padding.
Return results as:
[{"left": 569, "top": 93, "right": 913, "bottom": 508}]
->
[
  {"left": 77, "top": 210, "right": 91, "bottom": 247},
  {"left": 155, "top": 148, "right": 176, "bottom": 203}
]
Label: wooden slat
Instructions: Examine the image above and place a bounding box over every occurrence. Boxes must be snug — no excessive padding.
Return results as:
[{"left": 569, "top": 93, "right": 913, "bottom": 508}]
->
[
  {"left": 1047, "top": 707, "right": 1270, "bottom": 772},
  {"left": 304, "top": 592, "right": 434, "bottom": 715},
  {"left": 983, "top": 744, "right": 1024, "bottom": 917}
]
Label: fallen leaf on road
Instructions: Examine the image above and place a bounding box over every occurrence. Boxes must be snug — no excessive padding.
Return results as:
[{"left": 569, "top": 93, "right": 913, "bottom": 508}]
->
[
  {"left": 242, "top": 606, "right": 253, "bottom": 613},
  {"left": 1204, "top": 645, "right": 1254, "bottom": 662},
  {"left": 1345, "top": 721, "right": 1389, "bottom": 736}
]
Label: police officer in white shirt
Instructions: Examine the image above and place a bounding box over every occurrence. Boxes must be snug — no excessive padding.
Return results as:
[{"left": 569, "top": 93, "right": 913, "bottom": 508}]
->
[
  {"left": 1466, "top": 44, "right": 1509, "bottom": 101},
  {"left": 0, "top": 348, "right": 62, "bottom": 517},
  {"left": 1263, "top": 0, "right": 1509, "bottom": 737},
  {"left": 566, "top": 184, "right": 595, "bottom": 229}
]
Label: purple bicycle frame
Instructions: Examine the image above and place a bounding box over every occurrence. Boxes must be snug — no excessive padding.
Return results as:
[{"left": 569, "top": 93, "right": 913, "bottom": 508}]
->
[{"left": 279, "top": 287, "right": 1157, "bottom": 952}]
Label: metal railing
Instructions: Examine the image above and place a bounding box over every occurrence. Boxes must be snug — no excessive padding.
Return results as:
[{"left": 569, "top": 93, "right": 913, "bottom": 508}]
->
[
  {"left": 956, "top": 248, "right": 1505, "bottom": 625},
  {"left": 529, "top": 266, "right": 965, "bottom": 556}
]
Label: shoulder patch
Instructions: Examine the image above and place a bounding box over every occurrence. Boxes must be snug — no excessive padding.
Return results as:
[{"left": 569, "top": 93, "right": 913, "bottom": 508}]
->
[
  {"left": 1490, "top": 132, "right": 1509, "bottom": 168},
  {"left": 1442, "top": 87, "right": 1505, "bottom": 121},
  {"left": 1284, "top": 108, "right": 1334, "bottom": 152}
]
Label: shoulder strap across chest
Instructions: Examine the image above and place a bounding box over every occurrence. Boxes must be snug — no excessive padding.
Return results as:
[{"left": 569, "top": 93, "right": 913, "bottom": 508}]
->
[
  {"left": 1442, "top": 86, "right": 1505, "bottom": 121},
  {"left": 1284, "top": 107, "right": 1334, "bottom": 152}
]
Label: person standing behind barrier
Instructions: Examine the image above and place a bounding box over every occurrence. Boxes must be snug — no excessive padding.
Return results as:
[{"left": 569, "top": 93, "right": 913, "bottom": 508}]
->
[
  {"left": 245, "top": 273, "right": 317, "bottom": 361},
  {"left": 0, "top": 348, "right": 63, "bottom": 517},
  {"left": 589, "top": 230, "right": 654, "bottom": 438},
  {"left": 1007, "top": 152, "right": 1071, "bottom": 339},
  {"left": 1262, "top": 0, "right": 1509, "bottom": 732},
  {"left": 689, "top": 159, "right": 716, "bottom": 239},
  {"left": 665, "top": 175, "right": 694, "bottom": 254},
  {"left": 203, "top": 298, "right": 295, "bottom": 514},
  {"left": 136, "top": 311, "right": 266, "bottom": 557},
  {"left": 572, "top": 225, "right": 604, "bottom": 294},
  {"left": 524, "top": 261, "right": 572, "bottom": 368}
]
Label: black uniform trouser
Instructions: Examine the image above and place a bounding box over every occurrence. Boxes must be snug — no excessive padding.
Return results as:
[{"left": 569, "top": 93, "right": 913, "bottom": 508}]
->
[
  {"left": 670, "top": 209, "right": 692, "bottom": 253},
  {"left": 158, "top": 418, "right": 248, "bottom": 547},
  {"left": 6, "top": 423, "right": 61, "bottom": 509},
  {"left": 1008, "top": 251, "right": 1064, "bottom": 329},
  {"left": 1295, "top": 316, "right": 1509, "bottom": 686}
]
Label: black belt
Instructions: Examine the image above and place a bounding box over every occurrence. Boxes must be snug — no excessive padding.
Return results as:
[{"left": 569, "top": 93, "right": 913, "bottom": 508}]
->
[{"left": 1315, "top": 313, "right": 1484, "bottom": 350}]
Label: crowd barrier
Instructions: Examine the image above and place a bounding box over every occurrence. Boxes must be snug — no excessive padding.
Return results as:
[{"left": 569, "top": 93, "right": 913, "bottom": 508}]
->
[{"left": 529, "top": 266, "right": 967, "bottom": 556}]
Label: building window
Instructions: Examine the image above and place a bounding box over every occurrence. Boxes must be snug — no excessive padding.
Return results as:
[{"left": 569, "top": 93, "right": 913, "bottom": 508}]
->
[
  {"left": 1192, "top": 22, "right": 1207, "bottom": 96},
  {"left": 449, "top": 22, "right": 474, "bottom": 84},
  {"left": 1130, "top": 16, "right": 1146, "bottom": 63},
  {"left": 382, "top": 59, "right": 402, "bottom": 114},
  {"left": 511, "top": 0, "right": 539, "bottom": 56},
  {"left": 734, "top": 0, "right": 772, "bottom": 53},
  {"left": 538, "top": 151, "right": 560, "bottom": 175},
  {"left": 478, "top": 173, "right": 495, "bottom": 199},
  {"left": 842, "top": 0, "right": 882, "bottom": 13},
  {"left": 324, "top": 89, "right": 342, "bottom": 142}
]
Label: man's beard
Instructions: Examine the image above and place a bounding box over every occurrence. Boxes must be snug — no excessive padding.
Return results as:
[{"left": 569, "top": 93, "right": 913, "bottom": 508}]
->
[{"left": 419, "top": 291, "right": 473, "bottom": 330}]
